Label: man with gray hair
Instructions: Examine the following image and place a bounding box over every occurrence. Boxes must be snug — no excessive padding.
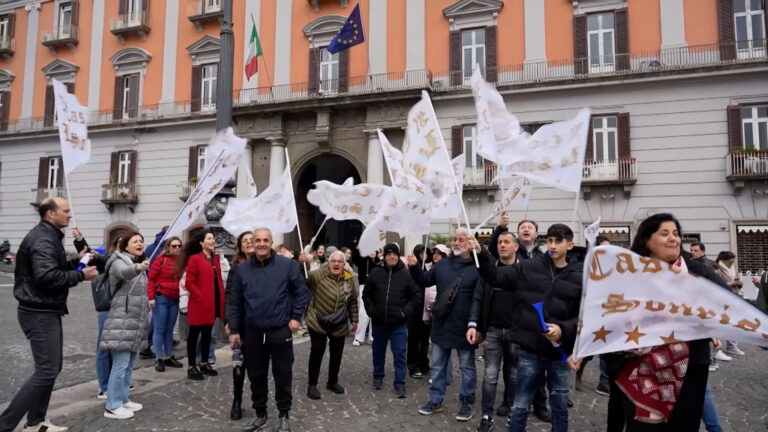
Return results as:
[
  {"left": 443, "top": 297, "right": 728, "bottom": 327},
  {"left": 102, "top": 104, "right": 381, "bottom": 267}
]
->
[
  {"left": 408, "top": 227, "right": 480, "bottom": 422},
  {"left": 229, "top": 228, "right": 311, "bottom": 432}
]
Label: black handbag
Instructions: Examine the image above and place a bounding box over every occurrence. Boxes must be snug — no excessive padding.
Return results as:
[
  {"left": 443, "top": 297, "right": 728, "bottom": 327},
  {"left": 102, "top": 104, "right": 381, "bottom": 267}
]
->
[
  {"left": 431, "top": 268, "right": 469, "bottom": 319},
  {"left": 316, "top": 280, "right": 351, "bottom": 330}
]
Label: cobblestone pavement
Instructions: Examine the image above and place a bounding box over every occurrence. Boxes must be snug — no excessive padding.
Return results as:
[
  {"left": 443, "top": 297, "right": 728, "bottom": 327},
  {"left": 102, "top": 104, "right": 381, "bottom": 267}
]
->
[{"left": 2, "top": 272, "right": 767, "bottom": 431}]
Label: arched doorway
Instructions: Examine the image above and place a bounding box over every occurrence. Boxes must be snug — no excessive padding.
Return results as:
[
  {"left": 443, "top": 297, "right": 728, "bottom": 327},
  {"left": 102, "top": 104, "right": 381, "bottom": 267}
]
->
[{"left": 294, "top": 154, "right": 363, "bottom": 252}]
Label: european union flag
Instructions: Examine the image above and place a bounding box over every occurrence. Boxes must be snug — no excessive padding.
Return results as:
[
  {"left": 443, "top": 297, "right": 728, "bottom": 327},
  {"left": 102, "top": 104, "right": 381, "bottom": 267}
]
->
[{"left": 326, "top": 4, "right": 365, "bottom": 54}]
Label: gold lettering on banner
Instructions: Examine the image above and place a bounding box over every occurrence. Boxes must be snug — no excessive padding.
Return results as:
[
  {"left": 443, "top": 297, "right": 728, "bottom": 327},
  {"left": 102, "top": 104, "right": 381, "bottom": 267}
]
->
[
  {"left": 378, "top": 231, "right": 387, "bottom": 241},
  {"left": 411, "top": 164, "right": 427, "bottom": 180},
  {"left": 696, "top": 307, "right": 716, "bottom": 320},
  {"left": 601, "top": 294, "right": 641, "bottom": 316},
  {"left": 560, "top": 147, "right": 579, "bottom": 168},
  {"left": 669, "top": 302, "right": 693, "bottom": 316},
  {"left": 762, "top": 333, "right": 768, "bottom": 339},
  {"left": 358, "top": 187, "right": 372, "bottom": 197},
  {"left": 639, "top": 257, "right": 662, "bottom": 274},
  {"left": 734, "top": 318, "right": 760, "bottom": 332},
  {"left": 412, "top": 111, "right": 428, "bottom": 134},
  {"left": 720, "top": 305, "right": 731, "bottom": 325},
  {"left": 350, "top": 204, "right": 362, "bottom": 215},
  {"left": 589, "top": 249, "right": 612, "bottom": 281},
  {"left": 537, "top": 157, "right": 552, "bottom": 171},
  {"left": 616, "top": 253, "right": 638, "bottom": 274},
  {"left": 480, "top": 110, "right": 491, "bottom": 131},
  {"left": 368, "top": 206, "right": 376, "bottom": 215},
  {"left": 645, "top": 300, "right": 665, "bottom": 312},
  {"left": 420, "top": 129, "right": 441, "bottom": 158}
]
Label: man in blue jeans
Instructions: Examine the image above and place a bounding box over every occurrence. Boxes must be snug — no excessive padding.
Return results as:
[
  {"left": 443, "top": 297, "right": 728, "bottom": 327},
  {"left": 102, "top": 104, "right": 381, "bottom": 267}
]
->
[
  {"left": 409, "top": 229, "right": 480, "bottom": 422},
  {"left": 362, "top": 243, "right": 422, "bottom": 398},
  {"left": 472, "top": 224, "right": 582, "bottom": 432}
]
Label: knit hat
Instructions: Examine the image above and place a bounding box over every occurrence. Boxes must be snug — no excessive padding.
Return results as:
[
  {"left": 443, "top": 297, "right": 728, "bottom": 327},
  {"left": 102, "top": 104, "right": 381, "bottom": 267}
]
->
[{"left": 383, "top": 243, "right": 400, "bottom": 257}]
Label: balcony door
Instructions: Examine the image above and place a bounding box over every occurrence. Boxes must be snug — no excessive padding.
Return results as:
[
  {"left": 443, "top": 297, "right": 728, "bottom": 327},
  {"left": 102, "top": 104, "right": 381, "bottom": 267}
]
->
[
  {"left": 59, "top": 3, "right": 72, "bottom": 38},
  {"left": 587, "top": 13, "right": 614, "bottom": 73},
  {"left": 462, "top": 125, "right": 488, "bottom": 185},
  {"left": 320, "top": 49, "right": 339, "bottom": 94},
  {"left": 589, "top": 116, "right": 619, "bottom": 180},
  {"left": 734, "top": 0, "right": 766, "bottom": 59},
  {"left": 206, "top": 0, "right": 221, "bottom": 13},
  {"left": 126, "top": 0, "right": 142, "bottom": 25}
]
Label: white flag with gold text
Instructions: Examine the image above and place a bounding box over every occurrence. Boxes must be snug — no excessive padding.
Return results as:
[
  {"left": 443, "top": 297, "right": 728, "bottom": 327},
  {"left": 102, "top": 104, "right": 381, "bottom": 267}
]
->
[
  {"left": 575, "top": 245, "right": 768, "bottom": 359},
  {"left": 53, "top": 78, "right": 91, "bottom": 175},
  {"left": 307, "top": 177, "right": 390, "bottom": 225}
]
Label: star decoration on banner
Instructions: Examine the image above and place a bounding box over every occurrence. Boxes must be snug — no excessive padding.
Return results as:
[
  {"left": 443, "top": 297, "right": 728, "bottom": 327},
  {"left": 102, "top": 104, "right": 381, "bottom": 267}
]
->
[
  {"left": 624, "top": 326, "right": 646, "bottom": 345},
  {"left": 592, "top": 325, "right": 612, "bottom": 343},
  {"left": 660, "top": 331, "right": 682, "bottom": 344}
]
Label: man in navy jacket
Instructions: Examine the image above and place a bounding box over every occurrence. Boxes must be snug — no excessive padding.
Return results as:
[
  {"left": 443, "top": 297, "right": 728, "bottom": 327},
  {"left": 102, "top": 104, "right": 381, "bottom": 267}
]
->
[{"left": 229, "top": 228, "right": 310, "bottom": 432}]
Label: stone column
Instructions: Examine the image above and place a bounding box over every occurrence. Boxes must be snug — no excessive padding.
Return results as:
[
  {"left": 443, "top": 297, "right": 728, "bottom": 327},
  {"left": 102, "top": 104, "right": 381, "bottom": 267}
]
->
[
  {"left": 365, "top": 130, "right": 384, "bottom": 184},
  {"left": 268, "top": 136, "right": 287, "bottom": 245}
]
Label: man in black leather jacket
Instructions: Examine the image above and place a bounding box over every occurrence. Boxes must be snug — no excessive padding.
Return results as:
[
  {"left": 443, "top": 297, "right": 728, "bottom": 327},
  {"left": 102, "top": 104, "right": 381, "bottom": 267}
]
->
[{"left": 0, "top": 197, "right": 97, "bottom": 432}]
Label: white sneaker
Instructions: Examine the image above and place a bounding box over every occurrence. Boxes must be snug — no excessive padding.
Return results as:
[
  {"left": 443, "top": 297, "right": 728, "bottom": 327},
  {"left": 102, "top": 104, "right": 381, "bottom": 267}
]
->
[
  {"left": 123, "top": 401, "right": 143, "bottom": 412},
  {"left": 352, "top": 340, "right": 361, "bottom": 347},
  {"left": 22, "top": 420, "right": 69, "bottom": 431},
  {"left": 714, "top": 350, "right": 732, "bottom": 361},
  {"left": 97, "top": 391, "right": 107, "bottom": 399},
  {"left": 708, "top": 363, "right": 719, "bottom": 372},
  {"left": 725, "top": 347, "right": 746, "bottom": 356},
  {"left": 104, "top": 406, "right": 135, "bottom": 419}
]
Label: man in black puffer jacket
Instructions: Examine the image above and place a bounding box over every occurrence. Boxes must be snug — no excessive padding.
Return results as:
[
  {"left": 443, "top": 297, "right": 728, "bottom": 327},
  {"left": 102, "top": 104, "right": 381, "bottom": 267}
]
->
[
  {"left": 362, "top": 243, "right": 422, "bottom": 398},
  {"left": 1, "top": 198, "right": 98, "bottom": 432},
  {"left": 471, "top": 223, "right": 582, "bottom": 432}
]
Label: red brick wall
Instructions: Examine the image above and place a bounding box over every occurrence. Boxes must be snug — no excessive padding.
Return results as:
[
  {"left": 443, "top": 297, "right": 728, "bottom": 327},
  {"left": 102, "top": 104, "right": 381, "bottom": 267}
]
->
[{"left": 736, "top": 230, "right": 768, "bottom": 273}]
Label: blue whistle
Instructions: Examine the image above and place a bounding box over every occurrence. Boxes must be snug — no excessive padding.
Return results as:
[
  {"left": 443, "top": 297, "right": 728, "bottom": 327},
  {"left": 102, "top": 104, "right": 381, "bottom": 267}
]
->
[{"left": 532, "top": 302, "right": 568, "bottom": 362}]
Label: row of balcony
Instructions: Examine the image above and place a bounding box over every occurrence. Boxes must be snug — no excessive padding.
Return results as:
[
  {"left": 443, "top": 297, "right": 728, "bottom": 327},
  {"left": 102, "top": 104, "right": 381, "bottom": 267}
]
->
[
  {"left": 30, "top": 183, "right": 138, "bottom": 209},
  {"left": 3, "top": 40, "right": 765, "bottom": 135}
]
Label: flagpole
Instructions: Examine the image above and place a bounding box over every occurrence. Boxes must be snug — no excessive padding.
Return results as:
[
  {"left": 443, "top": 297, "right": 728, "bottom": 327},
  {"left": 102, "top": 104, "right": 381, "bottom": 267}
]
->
[
  {"left": 62, "top": 169, "right": 78, "bottom": 231},
  {"left": 570, "top": 190, "right": 580, "bottom": 241},
  {"left": 422, "top": 92, "right": 479, "bottom": 267},
  {"left": 284, "top": 147, "right": 308, "bottom": 278},
  {"left": 308, "top": 215, "right": 331, "bottom": 251}
]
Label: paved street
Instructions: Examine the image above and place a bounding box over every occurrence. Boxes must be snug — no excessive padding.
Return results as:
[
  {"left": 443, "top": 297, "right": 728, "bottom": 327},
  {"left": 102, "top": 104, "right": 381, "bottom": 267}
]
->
[{"left": 1, "top": 271, "right": 767, "bottom": 431}]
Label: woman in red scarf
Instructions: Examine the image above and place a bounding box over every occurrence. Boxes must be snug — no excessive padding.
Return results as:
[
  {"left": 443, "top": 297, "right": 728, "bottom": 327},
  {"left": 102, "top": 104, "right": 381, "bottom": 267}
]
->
[{"left": 599, "top": 214, "right": 728, "bottom": 431}]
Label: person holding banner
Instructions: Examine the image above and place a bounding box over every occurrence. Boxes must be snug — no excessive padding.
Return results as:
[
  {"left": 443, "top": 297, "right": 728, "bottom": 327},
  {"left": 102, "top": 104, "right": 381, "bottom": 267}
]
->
[
  {"left": 229, "top": 228, "right": 310, "bottom": 432},
  {"left": 0, "top": 198, "right": 98, "bottom": 432},
  {"left": 469, "top": 224, "right": 582, "bottom": 432},
  {"left": 410, "top": 229, "right": 480, "bottom": 422},
  {"left": 585, "top": 214, "right": 727, "bottom": 431}
]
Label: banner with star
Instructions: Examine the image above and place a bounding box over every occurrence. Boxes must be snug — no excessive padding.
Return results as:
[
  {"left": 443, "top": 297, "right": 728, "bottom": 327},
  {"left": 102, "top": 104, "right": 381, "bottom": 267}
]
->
[
  {"left": 326, "top": 3, "right": 365, "bottom": 54},
  {"left": 220, "top": 164, "right": 298, "bottom": 238},
  {"left": 574, "top": 245, "right": 768, "bottom": 360},
  {"left": 166, "top": 128, "right": 246, "bottom": 238},
  {"left": 53, "top": 78, "right": 91, "bottom": 175}
]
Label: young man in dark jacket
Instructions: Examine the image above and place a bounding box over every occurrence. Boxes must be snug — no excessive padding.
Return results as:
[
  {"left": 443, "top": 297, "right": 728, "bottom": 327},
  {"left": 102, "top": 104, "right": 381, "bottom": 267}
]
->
[
  {"left": 466, "top": 230, "right": 521, "bottom": 432},
  {"left": 471, "top": 223, "right": 582, "bottom": 432},
  {"left": 229, "top": 228, "right": 311, "bottom": 432},
  {"left": 0, "top": 198, "right": 98, "bottom": 432},
  {"left": 362, "top": 243, "right": 422, "bottom": 398},
  {"left": 409, "top": 228, "right": 480, "bottom": 422}
]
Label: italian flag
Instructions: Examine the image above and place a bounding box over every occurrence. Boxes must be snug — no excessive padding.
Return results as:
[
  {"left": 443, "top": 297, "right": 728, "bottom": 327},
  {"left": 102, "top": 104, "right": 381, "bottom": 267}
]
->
[{"left": 245, "top": 23, "right": 262, "bottom": 81}]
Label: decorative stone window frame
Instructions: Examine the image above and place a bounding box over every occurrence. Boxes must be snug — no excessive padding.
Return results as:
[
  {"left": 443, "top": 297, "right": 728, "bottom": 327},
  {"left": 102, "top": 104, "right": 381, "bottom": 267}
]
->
[
  {"left": 41, "top": 58, "right": 78, "bottom": 84},
  {"left": 443, "top": 0, "right": 502, "bottom": 31},
  {"left": 572, "top": 0, "right": 627, "bottom": 15},
  {"left": 0, "top": 68, "right": 14, "bottom": 92},
  {"left": 307, "top": 0, "right": 347, "bottom": 14},
  {"left": 187, "top": 35, "right": 220, "bottom": 66},
  {"left": 109, "top": 46, "right": 151, "bottom": 77},
  {"left": 302, "top": 15, "right": 346, "bottom": 47}
]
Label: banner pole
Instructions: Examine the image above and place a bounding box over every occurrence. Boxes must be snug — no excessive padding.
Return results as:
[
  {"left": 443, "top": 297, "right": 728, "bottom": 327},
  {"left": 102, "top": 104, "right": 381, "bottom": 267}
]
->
[
  {"left": 284, "top": 147, "right": 307, "bottom": 278},
  {"left": 422, "top": 92, "right": 479, "bottom": 267}
]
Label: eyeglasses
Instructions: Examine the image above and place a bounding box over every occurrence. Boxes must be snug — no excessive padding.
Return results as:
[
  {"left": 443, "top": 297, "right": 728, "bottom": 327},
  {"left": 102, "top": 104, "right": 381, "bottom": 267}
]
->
[
  {"left": 329, "top": 259, "right": 345, "bottom": 264},
  {"left": 170, "top": 244, "right": 181, "bottom": 249}
]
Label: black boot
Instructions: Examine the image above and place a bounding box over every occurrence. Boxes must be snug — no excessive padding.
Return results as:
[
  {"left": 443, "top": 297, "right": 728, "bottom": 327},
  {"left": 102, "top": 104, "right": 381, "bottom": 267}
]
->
[{"left": 230, "top": 397, "right": 242, "bottom": 420}]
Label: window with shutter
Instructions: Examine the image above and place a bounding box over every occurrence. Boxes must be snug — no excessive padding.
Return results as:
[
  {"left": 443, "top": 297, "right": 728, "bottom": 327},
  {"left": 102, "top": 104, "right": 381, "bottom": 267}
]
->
[
  {"left": 113, "top": 77, "right": 124, "bottom": 121},
  {"left": 0, "top": 91, "right": 9, "bottom": 131},
  {"left": 44, "top": 85, "right": 54, "bottom": 127},
  {"left": 485, "top": 26, "right": 497, "bottom": 83},
  {"left": 733, "top": 0, "right": 766, "bottom": 59},
  {"left": 338, "top": 49, "right": 349, "bottom": 93},
  {"left": 118, "top": 151, "right": 131, "bottom": 183},
  {"left": 128, "top": 150, "right": 138, "bottom": 184},
  {"left": 48, "top": 157, "right": 61, "bottom": 189},
  {"left": 741, "top": 105, "right": 768, "bottom": 150},
  {"left": 449, "top": 30, "right": 462, "bottom": 86},
  {"left": 37, "top": 157, "right": 50, "bottom": 190},
  {"left": 319, "top": 49, "right": 339, "bottom": 94},
  {"left": 109, "top": 151, "right": 120, "bottom": 184},
  {"left": 197, "top": 146, "right": 207, "bottom": 178},
  {"left": 201, "top": 63, "right": 218, "bottom": 111},
  {"left": 573, "top": 15, "right": 588, "bottom": 74},
  {"left": 587, "top": 13, "right": 615, "bottom": 73},
  {"left": 461, "top": 28, "right": 486, "bottom": 84},
  {"left": 188, "top": 145, "right": 199, "bottom": 181},
  {"left": 718, "top": 0, "right": 737, "bottom": 60},
  {"left": 728, "top": 105, "right": 743, "bottom": 150},
  {"left": 191, "top": 65, "right": 202, "bottom": 112}
]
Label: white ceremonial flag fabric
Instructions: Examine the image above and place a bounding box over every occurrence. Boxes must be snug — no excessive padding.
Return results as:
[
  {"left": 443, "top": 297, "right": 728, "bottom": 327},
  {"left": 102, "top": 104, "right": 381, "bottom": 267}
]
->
[
  {"left": 574, "top": 245, "right": 768, "bottom": 360},
  {"left": 584, "top": 218, "right": 602, "bottom": 246},
  {"left": 471, "top": 67, "right": 528, "bottom": 166},
  {"left": 53, "top": 78, "right": 91, "bottom": 175},
  {"left": 221, "top": 164, "right": 298, "bottom": 237},
  {"left": 498, "top": 108, "right": 591, "bottom": 193},
  {"left": 245, "top": 168, "right": 258, "bottom": 197},
  {"left": 167, "top": 128, "right": 246, "bottom": 238},
  {"left": 430, "top": 154, "right": 464, "bottom": 219},
  {"left": 206, "top": 129, "right": 258, "bottom": 197},
  {"left": 307, "top": 177, "right": 390, "bottom": 225},
  {"left": 472, "top": 177, "right": 532, "bottom": 232}
]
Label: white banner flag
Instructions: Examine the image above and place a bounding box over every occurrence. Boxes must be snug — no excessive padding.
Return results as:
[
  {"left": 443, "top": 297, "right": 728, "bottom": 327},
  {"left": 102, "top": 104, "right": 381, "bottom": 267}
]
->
[
  {"left": 221, "top": 164, "right": 298, "bottom": 237},
  {"left": 53, "top": 78, "right": 91, "bottom": 175},
  {"left": 498, "top": 108, "right": 591, "bottom": 193},
  {"left": 167, "top": 128, "right": 246, "bottom": 238},
  {"left": 307, "top": 177, "right": 390, "bottom": 225},
  {"left": 584, "top": 218, "right": 602, "bottom": 246},
  {"left": 430, "top": 154, "right": 464, "bottom": 219},
  {"left": 405, "top": 91, "right": 458, "bottom": 190},
  {"left": 206, "top": 130, "right": 258, "bottom": 197},
  {"left": 575, "top": 245, "right": 768, "bottom": 359},
  {"left": 472, "top": 177, "right": 532, "bottom": 232},
  {"left": 471, "top": 67, "right": 528, "bottom": 166}
]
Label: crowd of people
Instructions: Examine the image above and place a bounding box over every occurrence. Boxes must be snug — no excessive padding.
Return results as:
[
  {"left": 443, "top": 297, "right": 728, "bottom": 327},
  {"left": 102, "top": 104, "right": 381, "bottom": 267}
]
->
[{"left": 2, "top": 196, "right": 766, "bottom": 432}]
